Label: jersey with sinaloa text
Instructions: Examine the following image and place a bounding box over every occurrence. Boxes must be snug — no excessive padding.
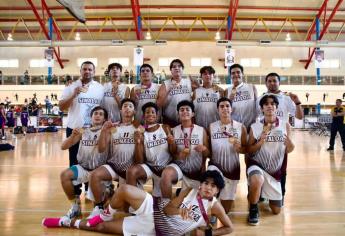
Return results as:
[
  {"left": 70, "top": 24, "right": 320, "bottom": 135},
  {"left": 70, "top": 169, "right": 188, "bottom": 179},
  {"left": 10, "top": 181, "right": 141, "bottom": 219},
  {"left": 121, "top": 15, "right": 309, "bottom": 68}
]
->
[
  {"left": 193, "top": 87, "right": 220, "bottom": 129},
  {"left": 102, "top": 82, "right": 128, "bottom": 122},
  {"left": 77, "top": 127, "right": 108, "bottom": 170},
  {"left": 107, "top": 124, "right": 136, "bottom": 178},
  {"left": 133, "top": 83, "right": 159, "bottom": 121}
]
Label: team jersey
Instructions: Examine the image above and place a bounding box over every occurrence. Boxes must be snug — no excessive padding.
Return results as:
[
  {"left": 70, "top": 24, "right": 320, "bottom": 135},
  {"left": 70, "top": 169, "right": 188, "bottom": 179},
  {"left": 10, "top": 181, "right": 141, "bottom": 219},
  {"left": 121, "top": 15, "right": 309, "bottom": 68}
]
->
[
  {"left": 172, "top": 124, "right": 204, "bottom": 179},
  {"left": 144, "top": 124, "right": 171, "bottom": 175},
  {"left": 163, "top": 79, "right": 192, "bottom": 123},
  {"left": 60, "top": 79, "right": 104, "bottom": 129},
  {"left": 106, "top": 124, "right": 136, "bottom": 178},
  {"left": 133, "top": 83, "right": 159, "bottom": 121},
  {"left": 20, "top": 111, "right": 29, "bottom": 125},
  {"left": 210, "top": 120, "right": 242, "bottom": 180},
  {"left": 257, "top": 92, "right": 296, "bottom": 125},
  {"left": 226, "top": 82, "right": 256, "bottom": 129},
  {"left": 154, "top": 189, "right": 217, "bottom": 236},
  {"left": 193, "top": 87, "right": 220, "bottom": 129},
  {"left": 249, "top": 119, "right": 286, "bottom": 180},
  {"left": 0, "top": 108, "right": 5, "bottom": 124},
  {"left": 6, "top": 111, "right": 15, "bottom": 126},
  {"left": 76, "top": 127, "right": 108, "bottom": 170},
  {"left": 102, "top": 82, "right": 128, "bottom": 122}
]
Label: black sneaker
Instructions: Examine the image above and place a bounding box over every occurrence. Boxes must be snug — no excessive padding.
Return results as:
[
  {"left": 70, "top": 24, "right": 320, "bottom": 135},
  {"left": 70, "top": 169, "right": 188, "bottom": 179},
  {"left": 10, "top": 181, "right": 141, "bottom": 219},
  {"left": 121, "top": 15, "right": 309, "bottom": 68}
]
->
[
  {"left": 248, "top": 206, "right": 259, "bottom": 226},
  {"left": 327, "top": 147, "right": 334, "bottom": 151}
]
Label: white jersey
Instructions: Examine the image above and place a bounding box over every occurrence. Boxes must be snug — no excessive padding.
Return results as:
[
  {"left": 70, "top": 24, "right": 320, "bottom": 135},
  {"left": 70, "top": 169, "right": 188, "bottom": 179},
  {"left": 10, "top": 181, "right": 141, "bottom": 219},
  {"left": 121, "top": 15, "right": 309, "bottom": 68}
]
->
[
  {"left": 102, "top": 82, "right": 128, "bottom": 122},
  {"left": 257, "top": 92, "right": 296, "bottom": 125},
  {"left": 163, "top": 79, "right": 192, "bottom": 123},
  {"left": 154, "top": 189, "right": 217, "bottom": 236},
  {"left": 249, "top": 119, "right": 286, "bottom": 179},
  {"left": 210, "top": 120, "right": 242, "bottom": 180},
  {"left": 226, "top": 82, "right": 256, "bottom": 129},
  {"left": 144, "top": 125, "right": 171, "bottom": 175},
  {"left": 60, "top": 79, "right": 104, "bottom": 129},
  {"left": 77, "top": 127, "right": 108, "bottom": 170},
  {"left": 134, "top": 83, "right": 159, "bottom": 121},
  {"left": 172, "top": 124, "right": 204, "bottom": 179},
  {"left": 107, "top": 124, "right": 136, "bottom": 178},
  {"left": 193, "top": 87, "right": 220, "bottom": 129}
]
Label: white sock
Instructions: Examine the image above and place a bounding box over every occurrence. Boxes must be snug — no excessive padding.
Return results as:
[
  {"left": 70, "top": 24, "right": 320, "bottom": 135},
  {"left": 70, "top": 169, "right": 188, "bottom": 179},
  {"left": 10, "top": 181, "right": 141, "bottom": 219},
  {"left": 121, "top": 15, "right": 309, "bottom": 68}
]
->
[
  {"left": 74, "top": 219, "right": 81, "bottom": 228},
  {"left": 100, "top": 205, "right": 116, "bottom": 220}
]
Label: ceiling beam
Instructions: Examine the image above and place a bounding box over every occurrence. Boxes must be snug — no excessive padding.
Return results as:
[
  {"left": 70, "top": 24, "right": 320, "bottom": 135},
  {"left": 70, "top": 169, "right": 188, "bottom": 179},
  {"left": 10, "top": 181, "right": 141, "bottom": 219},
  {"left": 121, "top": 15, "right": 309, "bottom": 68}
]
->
[
  {"left": 304, "top": 0, "right": 344, "bottom": 69},
  {"left": 130, "top": 0, "right": 143, "bottom": 40},
  {"left": 226, "top": 0, "right": 239, "bottom": 40},
  {"left": 25, "top": 0, "right": 64, "bottom": 68}
]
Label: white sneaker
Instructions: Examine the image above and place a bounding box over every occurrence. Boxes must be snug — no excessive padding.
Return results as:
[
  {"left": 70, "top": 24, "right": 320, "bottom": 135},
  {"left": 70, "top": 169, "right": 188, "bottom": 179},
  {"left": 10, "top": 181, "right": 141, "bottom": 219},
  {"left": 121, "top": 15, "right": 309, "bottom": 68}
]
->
[
  {"left": 12, "top": 134, "right": 16, "bottom": 139},
  {"left": 87, "top": 206, "right": 103, "bottom": 219},
  {"left": 65, "top": 203, "right": 81, "bottom": 219},
  {"left": 1, "top": 136, "right": 5, "bottom": 140},
  {"left": 57, "top": 0, "right": 86, "bottom": 23}
]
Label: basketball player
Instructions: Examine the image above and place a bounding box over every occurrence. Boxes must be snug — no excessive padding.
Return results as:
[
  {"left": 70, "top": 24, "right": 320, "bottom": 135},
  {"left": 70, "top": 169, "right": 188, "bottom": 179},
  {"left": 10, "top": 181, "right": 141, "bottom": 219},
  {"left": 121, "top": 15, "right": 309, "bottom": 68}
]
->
[
  {"left": 130, "top": 64, "right": 159, "bottom": 123},
  {"left": 20, "top": 106, "right": 30, "bottom": 136},
  {"left": 247, "top": 95, "right": 294, "bottom": 225},
  {"left": 6, "top": 106, "right": 16, "bottom": 139},
  {"left": 59, "top": 106, "right": 109, "bottom": 219},
  {"left": 87, "top": 98, "right": 141, "bottom": 218},
  {"left": 126, "top": 102, "right": 172, "bottom": 197},
  {"left": 193, "top": 66, "right": 224, "bottom": 129},
  {"left": 157, "top": 59, "right": 192, "bottom": 127},
  {"left": 59, "top": 61, "right": 104, "bottom": 197},
  {"left": 42, "top": 170, "right": 234, "bottom": 236},
  {"left": 102, "top": 63, "right": 130, "bottom": 122},
  {"left": 0, "top": 103, "right": 6, "bottom": 139},
  {"left": 160, "top": 100, "right": 210, "bottom": 198},
  {"left": 258, "top": 72, "right": 303, "bottom": 203},
  {"left": 224, "top": 64, "right": 257, "bottom": 130},
  {"left": 208, "top": 97, "right": 247, "bottom": 213}
]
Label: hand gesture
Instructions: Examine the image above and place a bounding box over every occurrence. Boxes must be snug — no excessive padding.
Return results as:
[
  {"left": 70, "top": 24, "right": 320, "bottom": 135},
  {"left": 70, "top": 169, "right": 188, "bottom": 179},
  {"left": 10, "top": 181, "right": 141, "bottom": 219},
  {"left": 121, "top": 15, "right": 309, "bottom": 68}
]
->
[
  {"left": 73, "top": 87, "right": 82, "bottom": 97},
  {"left": 284, "top": 134, "right": 293, "bottom": 147},
  {"left": 259, "top": 132, "right": 268, "bottom": 144},
  {"left": 233, "top": 139, "right": 242, "bottom": 152},
  {"left": 102, "top": 120, "right": 114, "bottom": 131},
  {"left": 167, "top": 134, "right": 175, "bottom": 145},
  {"left": 288, "top": 92, "right": 301, "bottom": 105},
  {"left": 194, "top": 144, "right": 207, "bottom": 153},
  {"left": 72, "top": 128, "right": 82, "bottom": 137},
  {"left": 134, "top": 130, "right": 144, "bottom": 144},
  {"left": 179, "top": 206, "right": 192, "bottom": 220}
]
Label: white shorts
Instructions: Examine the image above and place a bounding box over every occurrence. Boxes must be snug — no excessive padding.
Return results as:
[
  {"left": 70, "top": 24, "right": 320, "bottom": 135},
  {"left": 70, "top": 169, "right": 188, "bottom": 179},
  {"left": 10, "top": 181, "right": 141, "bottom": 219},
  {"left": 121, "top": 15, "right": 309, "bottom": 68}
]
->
[
  {"left": 103, "top": 164, "right": 126, "bottom": 184},
  {"left": 247, "top": 165, "right": 282, "bottom": 201},
  {"left": 122, "top": 193, "right": 155, "bottom": 236},
  {"left": 70, "top": 165, "right": 90, "bottom": 185},
  {"left": 140, "top": 164, "right": 162, "bottom": 197},
  {"left": 207, "top": 165, "right": 239, "bottom": 201},
  {"left": 168, "top": 163, "right": 200, "bottom": 190}
]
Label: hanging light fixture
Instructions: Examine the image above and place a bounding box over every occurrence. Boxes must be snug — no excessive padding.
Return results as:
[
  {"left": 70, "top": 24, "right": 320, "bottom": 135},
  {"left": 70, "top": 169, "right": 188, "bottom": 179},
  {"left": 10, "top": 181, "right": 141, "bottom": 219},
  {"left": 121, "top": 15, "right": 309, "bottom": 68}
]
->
[
  {"left": 75, "top": 32, "right": 81, "bottom": 40},
  {"left": 285, "top": 33, "right": 291, "bottom": 41},
  {"left": 7, "top": 33, "right": 13, "bottom": 41},
  {"left": 145, "top": 31, "right": 152, "bottom": 40}
]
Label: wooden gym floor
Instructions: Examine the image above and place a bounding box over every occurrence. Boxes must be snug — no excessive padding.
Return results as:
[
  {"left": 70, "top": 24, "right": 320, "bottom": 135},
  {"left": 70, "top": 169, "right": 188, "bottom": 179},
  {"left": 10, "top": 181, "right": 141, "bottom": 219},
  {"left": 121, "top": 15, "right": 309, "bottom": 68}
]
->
[{"left": 0, "top": 129, "right": 344, "bottom": 236}]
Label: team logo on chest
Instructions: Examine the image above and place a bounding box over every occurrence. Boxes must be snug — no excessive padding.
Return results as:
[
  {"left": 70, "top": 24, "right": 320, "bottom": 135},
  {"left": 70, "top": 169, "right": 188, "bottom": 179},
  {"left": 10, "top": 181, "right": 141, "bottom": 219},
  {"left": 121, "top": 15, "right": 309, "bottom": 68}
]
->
[{"left": 233, "top": 90, "right": 251, "bottom": 102}]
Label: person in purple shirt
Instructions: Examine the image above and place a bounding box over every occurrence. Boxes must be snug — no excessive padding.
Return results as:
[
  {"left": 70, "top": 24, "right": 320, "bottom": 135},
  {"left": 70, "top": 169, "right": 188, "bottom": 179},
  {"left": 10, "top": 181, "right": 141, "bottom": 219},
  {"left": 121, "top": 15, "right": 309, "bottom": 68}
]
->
[
  {"left": 0, "top": 103, "right": 6, "bottom": 140},
  {"left": 6, "top": 106, "right": 16, "bottom": 139},
  {"left": 20, "top": 106, "right": 30, "bottom": 136}
]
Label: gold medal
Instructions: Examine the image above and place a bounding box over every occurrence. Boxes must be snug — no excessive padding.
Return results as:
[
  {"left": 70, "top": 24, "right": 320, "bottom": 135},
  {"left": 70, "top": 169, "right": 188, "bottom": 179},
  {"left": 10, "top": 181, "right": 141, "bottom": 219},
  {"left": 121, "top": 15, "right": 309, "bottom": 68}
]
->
[
  {"left": 230, "top": 87, "right": 236, "bottom": 96},
  {"left": 228, "top": 136, "right": 236, "bottom": 144},
  {"left": 110, "top": 127, "right": 117, "bottom": 133},
  {"left": 137, "top": 126, "right": 145, "bottom": 133},
  {"left": 80, "top": 86, "right": 88, "bottom": 93},
  {"left": 78, "top": 128, "right": 84, "bottom": 134},
  {"left": 183, "top": 148, "right": 190, "bottom": 155},
  {"left": 263, "top": 123, "right": 272, "bottom": 133}
]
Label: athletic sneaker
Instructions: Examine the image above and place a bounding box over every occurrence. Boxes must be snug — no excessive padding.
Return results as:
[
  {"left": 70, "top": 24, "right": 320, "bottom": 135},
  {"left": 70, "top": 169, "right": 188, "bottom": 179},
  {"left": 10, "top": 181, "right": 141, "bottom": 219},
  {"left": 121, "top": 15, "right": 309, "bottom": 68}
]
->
[
  {"left": 87, "top": 208, "right": 113, "bottom": 227},
  {"left": 42, "top": 216, "right": 71, "bottom": 228},
  {"left": 248, "top": 206, "right": 259, "bottom": 226},
  {"left": 87, "top": 205, "right": 103, "bottom": 219},
  {"left": 65, "top": 203, "right": 81, "bottom": 219},
  {"left": 57, "top": 0, "right": 86, "bottom": 23},
  {"left": 1, "top": 136, "right": 5, "bottom": 140},
  {"left": 327, "top": 147, "right": 334, "bottom": 151}
]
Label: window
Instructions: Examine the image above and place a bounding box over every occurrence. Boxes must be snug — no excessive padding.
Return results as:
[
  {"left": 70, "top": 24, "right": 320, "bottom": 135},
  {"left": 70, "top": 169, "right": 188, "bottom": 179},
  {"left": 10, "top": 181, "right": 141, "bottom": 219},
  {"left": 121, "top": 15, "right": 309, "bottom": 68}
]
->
[
  {"left": 77, "top": 58, "right": 98, "bottom": 67},
  {"left": 240, "top": 58, "right": 261, "bottom": 67},
  {"left": 272, "top": 58, "right": 293, "bottom": 68},
  {"left": 108, "top": 58, "right": 129, "bottom": 67},
  {"left": 190, "top": 57, "right": 211, "bottom": 67},
  {"left": 158, "top": 58, "right": 176, "bottom": 67},
  {"left": 0, "top": 59, "right": 19, "bottom": 68},
  {"left": 315, "top": 59, "right": 340, "bottom": 69},
  {"left": 30, "top": 59, "right": 46, "bottom": 68}
]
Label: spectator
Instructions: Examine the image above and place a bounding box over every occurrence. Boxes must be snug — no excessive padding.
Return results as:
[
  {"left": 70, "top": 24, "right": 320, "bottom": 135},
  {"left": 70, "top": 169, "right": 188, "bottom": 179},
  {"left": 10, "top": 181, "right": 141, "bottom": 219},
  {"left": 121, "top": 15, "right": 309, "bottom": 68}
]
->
[
  {"left": 65, "top": 75, "right": 73, "bottom": 86},
  {"left": 44, "top": 96, "right": 52, "bottom": 114},
  {"left": 4, "top": 97, "right": 11, "bottom": 110},
  {"left": 0, "top": 70, "right": 3, "bottom": 85},
  {"left": 51, "top": 104, "right": 60, "bottom": 116},
  {"left": 14, "top": 93, "right": 18, "bottom": 102}
]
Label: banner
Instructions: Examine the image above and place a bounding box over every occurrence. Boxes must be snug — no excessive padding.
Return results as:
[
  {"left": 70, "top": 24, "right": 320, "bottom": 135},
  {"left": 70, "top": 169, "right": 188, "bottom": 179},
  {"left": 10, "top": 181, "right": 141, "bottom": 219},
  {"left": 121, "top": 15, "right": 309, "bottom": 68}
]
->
[
  {"left": 133, "top": 47, "right": 144, "bottom": 66},
  {"left": 44, "top": 48, "right": 54, "bottom": 67},
  {"left": 225, "top": 48, "right": 235, "bottom": 67},
  {"left": 314, "top": 49, "right": 324, "bottom": 68},
  {"left": 38, "top": 115, "right": 62, "bottom": 127}
]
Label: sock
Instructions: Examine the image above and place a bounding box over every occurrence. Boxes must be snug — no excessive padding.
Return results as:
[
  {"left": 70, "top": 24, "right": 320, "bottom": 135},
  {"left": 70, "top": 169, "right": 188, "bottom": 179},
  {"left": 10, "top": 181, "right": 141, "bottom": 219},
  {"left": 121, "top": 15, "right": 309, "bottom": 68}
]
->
[
  {"left": 70, "top": 196, "right": 81, "bottom": 205},
  {"left": 100, "top": 205, "right": 117, "bottom": 220},
  {"left": 74, "top": 219, "right": 81, "bottom": 229},
  {"left": 95, "top": 202, "right": 104, "bottom": 210}
]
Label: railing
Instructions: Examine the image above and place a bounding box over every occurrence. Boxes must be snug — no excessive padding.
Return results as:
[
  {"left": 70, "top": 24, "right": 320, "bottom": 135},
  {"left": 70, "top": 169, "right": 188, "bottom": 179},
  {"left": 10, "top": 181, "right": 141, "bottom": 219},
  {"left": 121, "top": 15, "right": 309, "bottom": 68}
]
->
[{"left": 0, "top": 74, "right": 345, "bottom": 86}]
